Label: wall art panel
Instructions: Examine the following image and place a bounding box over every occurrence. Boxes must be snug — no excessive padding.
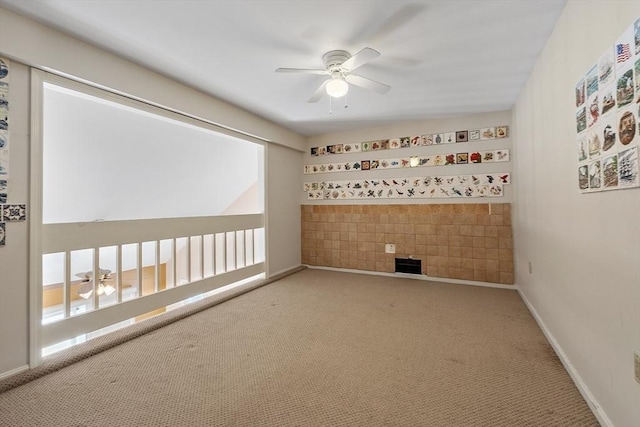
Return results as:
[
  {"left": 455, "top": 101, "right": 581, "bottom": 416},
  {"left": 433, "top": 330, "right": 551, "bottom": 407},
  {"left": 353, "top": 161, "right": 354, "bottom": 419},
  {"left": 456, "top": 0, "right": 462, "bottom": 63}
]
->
[{"left": 576, "top": 17, "right": 640, "bottom": 193}]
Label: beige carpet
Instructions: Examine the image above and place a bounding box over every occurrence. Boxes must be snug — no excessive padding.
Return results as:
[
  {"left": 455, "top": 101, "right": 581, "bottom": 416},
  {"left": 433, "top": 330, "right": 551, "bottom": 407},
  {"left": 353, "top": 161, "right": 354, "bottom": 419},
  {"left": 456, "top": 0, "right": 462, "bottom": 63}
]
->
[{"left": 0, "top": 269, "right": 598, "bottom": 426}]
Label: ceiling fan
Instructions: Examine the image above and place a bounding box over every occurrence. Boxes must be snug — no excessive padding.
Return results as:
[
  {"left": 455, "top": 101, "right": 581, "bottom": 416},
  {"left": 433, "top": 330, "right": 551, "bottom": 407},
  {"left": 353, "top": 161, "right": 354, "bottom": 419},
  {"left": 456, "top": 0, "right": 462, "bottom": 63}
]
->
[
  {"left": 76, "top": 268, "right": 115, "bottom": 299},
  {"left": 276, "top": 47, "right": 391, "bottom": 103}
]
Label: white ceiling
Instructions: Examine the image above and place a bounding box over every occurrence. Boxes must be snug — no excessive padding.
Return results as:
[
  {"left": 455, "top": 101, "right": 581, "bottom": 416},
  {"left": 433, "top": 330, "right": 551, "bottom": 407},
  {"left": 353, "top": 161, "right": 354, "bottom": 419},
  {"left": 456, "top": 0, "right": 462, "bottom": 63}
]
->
[{"left": 0, "top": 0, "right": 566, "bottom": 136}]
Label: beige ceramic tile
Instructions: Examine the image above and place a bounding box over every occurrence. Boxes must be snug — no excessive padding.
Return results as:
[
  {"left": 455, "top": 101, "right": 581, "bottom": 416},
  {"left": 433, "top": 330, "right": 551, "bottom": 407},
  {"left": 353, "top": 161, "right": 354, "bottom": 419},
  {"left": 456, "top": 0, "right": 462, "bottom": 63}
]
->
[
  {"left": 473, "top": 247, "right": 486, "bottom": 259},
  {"left": 474, "top": 269, "right": 487, "bottom": 281},
  {"left": 485, "top": 237, "right": 498, "bottom": 249},
  {"left": 499, "top": 260, "right": 514, "bottom": 272},
  {"left": 472, "top": 225, "right": 485, "bottom": 237},
  {"left": 449, "top": 246, "right": 462, "bottom": 258},
  {"left": 473, "top": 236, "right": 485, "bottom": 248},
  {"left": 461, "top": 268, "right": 474, "bottom": 280},
  {"left": 486, "top": 270, "right": 500, "bottom": 283},
  {"left": 499, "top": 238, "right": 513, "bottom": 249},
  {"left": 500, "top": 272, "right": 514, "bottom": 284},
  {"left": 461, "top": 246, "right": 474, "bottom": 258},
  {"left": 490, "top": 203, "right": 504, "bottom": 215},
  {"left": 476, "top": 215, "right": 490, "bottom": 225}
]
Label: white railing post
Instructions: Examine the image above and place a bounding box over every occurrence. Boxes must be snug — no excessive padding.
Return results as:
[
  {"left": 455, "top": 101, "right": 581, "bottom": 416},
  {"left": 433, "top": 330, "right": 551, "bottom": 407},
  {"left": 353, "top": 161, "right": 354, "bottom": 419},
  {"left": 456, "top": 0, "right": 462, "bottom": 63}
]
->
[
  {"left": 137, "top": 242, "right": 143, "bottom": 297},
  {"left": 93, "top": 248, "right": 99, "bottom": 310},
  {"left": 155, "top": 240, "right": 160, "bottom": 293},
  {"left": 117, "top": 245, "right": 123, "bottom": 303},
  {"left": 64, "top": 251, "right": 71, "bottom": 319}
]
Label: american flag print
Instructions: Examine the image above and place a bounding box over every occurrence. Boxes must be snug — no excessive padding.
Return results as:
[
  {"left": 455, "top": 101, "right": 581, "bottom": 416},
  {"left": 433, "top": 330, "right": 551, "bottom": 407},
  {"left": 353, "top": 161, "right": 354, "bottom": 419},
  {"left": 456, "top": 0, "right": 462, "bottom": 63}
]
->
[{"left": 616, "top": 43, "right": 631, "bottom": 63}]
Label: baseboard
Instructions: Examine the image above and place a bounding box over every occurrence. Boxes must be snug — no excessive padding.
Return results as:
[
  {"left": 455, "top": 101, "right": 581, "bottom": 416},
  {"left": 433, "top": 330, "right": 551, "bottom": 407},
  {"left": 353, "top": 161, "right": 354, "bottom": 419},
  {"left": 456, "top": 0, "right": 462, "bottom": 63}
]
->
[
  {"left": 304, "top": 265, "right": 517, "bottom": 290},
  {"left": 518, "top": 289, "right": 613, "bottom": 427},
  {"left": 0, "top": 365, "right": 29, "bottom": 381},
  {"left": 269, "top": 264, "right": 304, "bottom": 279}
]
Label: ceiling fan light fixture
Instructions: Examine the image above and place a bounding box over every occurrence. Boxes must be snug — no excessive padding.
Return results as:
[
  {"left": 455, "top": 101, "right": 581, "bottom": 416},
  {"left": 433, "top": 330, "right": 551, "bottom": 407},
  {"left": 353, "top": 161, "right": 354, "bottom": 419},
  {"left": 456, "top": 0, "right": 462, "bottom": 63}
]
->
[
  {"left": 78, "top": 282, "right": 94, "bottom": 299},
  {"left": 325, "top": 77, "right": 349, "bottom": 98},
  {"left": 101, "top": 283, "right": 116, "bottom": 296}
]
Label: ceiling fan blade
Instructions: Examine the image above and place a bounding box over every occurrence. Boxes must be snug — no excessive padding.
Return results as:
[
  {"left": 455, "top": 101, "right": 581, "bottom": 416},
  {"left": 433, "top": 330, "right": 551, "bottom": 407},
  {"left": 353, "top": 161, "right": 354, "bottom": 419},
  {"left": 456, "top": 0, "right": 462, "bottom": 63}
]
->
[
  {"left": 275, "top": 68, "right": 328, "bottom": 75},
  {"left": 307, "top": 80, "right": 329, "bottom": 103},
  {"left": 341, "top": 47, "right": 380, "bottom": 72},
  {"left": 345, "top": 74, "right": 391, "bottom": 94}
]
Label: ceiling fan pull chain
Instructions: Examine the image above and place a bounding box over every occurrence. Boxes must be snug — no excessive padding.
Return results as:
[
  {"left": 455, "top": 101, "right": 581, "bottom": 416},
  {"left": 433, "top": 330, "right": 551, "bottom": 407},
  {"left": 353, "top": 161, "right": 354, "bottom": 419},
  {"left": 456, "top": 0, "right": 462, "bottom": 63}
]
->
[
  {"left": 344, "top": 92, "right": 348, "bottom": 109},
  {"left": 329, "top": 96, "right": 333, "bottom": 115}
]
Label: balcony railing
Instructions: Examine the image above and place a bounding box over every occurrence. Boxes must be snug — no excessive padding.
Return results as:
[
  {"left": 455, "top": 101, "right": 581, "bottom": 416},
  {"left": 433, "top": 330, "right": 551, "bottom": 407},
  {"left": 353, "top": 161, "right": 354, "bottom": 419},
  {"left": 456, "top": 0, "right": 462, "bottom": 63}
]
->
[{"left": 40, "top": 214, "right": 265, "bottom": 348}]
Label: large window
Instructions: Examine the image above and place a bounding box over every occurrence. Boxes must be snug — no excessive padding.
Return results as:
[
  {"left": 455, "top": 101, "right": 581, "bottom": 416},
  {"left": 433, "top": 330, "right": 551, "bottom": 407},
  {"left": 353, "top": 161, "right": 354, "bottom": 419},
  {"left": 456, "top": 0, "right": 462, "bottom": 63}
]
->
[
  {"left": 42, "top": 83, "right": 263, "bottom": 223},
  {"left": 35, "top": 75, "right": 266, "bottom": 357}
]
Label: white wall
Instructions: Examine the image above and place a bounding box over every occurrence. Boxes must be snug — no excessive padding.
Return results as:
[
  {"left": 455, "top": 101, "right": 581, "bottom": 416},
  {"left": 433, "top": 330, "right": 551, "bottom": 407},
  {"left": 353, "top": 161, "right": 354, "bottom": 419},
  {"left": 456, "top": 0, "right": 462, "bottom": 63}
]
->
[
  {"left": 266, "top": 143, "right": 303, "bottom": 277},
  {"left": 0, "top": 7, "right": 304, "bottom": 377},
  {"left": 304, "top": 110, "right": 513, "bottom": 204},
  {"left": 0, "top": 7, "right": 304, "bottom": 152},
  {"left": 512, "top": 1, "right": 640, "bottom": 426}
]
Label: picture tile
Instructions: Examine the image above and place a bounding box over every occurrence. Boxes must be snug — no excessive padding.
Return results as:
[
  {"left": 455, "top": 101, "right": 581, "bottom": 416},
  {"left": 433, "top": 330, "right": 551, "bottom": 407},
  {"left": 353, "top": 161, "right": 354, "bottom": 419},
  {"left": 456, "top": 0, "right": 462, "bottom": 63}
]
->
[
  {"left": 575, "top": 78, "right": 586, "bottom": 107},
  {"left": 3, "top": 203, "right": 26, "bottom": 221},
  {"left": 588, "top": 159, "right": 602, "bottom": 191},
  {"left": 456, "top": 153, "right": 469, "bottom": 164},
  {"left": 445, "top": 154, "right": 456, "bottom": 165},
  {"left": 600, "top": 87, "right": 615, "bottom": 116},
  {"left": 444, "top": 132, "right": 456, "bottom": 144},
  {"left": 388, "top": 138, "right": 401, "bottom": 149},
  {"left": 618, "top": 146, "right": 639, "bottom": 188},
  {"left": 343, "top": 143, "right": 361, "bottom": 153},
  {"left": 602, "top": 154, "right": 619, "bottom": 188},
  {"left": 480, "top": 127, "right": 496, "bottom": 139},
  {"left": 481, "top": 151, "right": 494, "bottom": 162},
  {"left": 601, "top": 117, "right": 616, "bottom": 152},
  {"left": 0, "top": 179, "right": 6, "bottom": 203},
  {"left": 578, "top": 165, "right": 589, "bottom": 191},
  {"left": 496, "top": 126, "right": 508, "bottom": 138},
  {"left": 469, "top": 152, "right": 482, "bottom": 163},
  {"left": 495, "top": 149, "right": 510, "bottom": 162},
  {"left": 455, "top": 130, "right": 469, "bottom": 142},
  {"left": 617, "top": 107, "right": 636, "bottom": 147}
]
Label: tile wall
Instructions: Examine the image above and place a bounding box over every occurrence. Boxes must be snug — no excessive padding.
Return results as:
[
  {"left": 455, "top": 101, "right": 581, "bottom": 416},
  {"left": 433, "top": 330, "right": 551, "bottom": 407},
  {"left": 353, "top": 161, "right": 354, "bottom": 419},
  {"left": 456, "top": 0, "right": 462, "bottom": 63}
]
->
[{"left": 301, "top": 203, "right": 514, "bottom": 285}]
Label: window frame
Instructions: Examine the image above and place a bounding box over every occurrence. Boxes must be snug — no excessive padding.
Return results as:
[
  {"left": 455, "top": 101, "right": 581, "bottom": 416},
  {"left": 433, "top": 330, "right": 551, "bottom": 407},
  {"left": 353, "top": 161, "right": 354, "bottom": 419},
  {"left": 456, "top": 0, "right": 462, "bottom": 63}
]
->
[{"left": 29, "top": 69, "right": 268, "bottom": 366}]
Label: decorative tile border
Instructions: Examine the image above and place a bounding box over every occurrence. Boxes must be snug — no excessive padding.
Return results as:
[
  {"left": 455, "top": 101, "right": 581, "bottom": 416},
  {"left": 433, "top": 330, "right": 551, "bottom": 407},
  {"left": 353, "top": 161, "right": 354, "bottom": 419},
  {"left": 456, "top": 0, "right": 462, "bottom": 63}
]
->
[
  {"left": 0, "top": 179, "right": 6, "bottom": 204},
  {"left": 2, "top": 204, "right": 26, "bottom": 221},
  {"left": 311, "top": 125, "right": 509, "bottom": 157},
  {"left": 0, "top": 204, "right": 27, "bottom": 247},
  {"left": 304, "top": 173, "right": 511, "bottom": 200},
  {"left": 304, "top": 149, "right": 509, "bottom": 175},
  {"left": 0, "top": 57, "right": 10, "bottom": 180}
]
